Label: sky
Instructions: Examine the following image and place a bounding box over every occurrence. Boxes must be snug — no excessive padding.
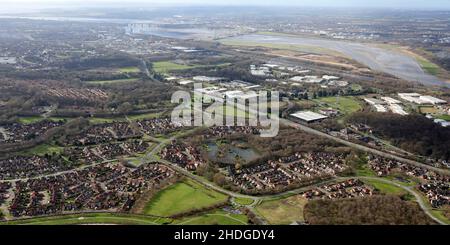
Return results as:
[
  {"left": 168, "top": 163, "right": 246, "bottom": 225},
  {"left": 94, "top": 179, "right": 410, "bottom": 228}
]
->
[{"left": 1, "top": 0, "right": 450, "bottom": 10}]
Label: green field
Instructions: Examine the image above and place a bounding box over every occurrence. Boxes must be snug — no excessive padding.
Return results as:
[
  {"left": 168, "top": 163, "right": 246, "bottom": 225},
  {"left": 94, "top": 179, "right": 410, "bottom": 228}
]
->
[
  {"left": 1, "top": 210, "right": 248, "bottom": 225},
  {"left": 1, "top": 213, "right": 170, "bottom": 225},
  {"left": 363, "top": 179, "right": 407, "bottom": 195},
  {"left": 415, "top": 56, "right": 440, "bottom": 76},
  {"left": 233, "top": 197, "right": 255, "bottom": 206},
  {"left": 18, "top": 116, "right": 67, "bottom": 124},
  {"left": 19, "top": 144, "right": 64, "bottom": 156},
  {"left": 153, "top": 61, "right": 196, "bottom": 74},
  {"left": 315, "top": 96, "right": 362, "bottom": 115},
  {"left": 351, "top": 84, "right": 363, "bottom": 92},
  {"left": 220, "top": 39, "right": 343, "bottom": 56},
  {"left": 356, "top": 165, "right": 378, "bottom": 177},
  {"left": 255, "top": 195, "right": 308, "bottom": 224},
  {"left": 436, "top": 114, "right": 450, "bottom": 121},
  {"left": 127, "top": 112, "right": 163, "bottom": 121},
  {"left": 153, "top": 61, "right": 230, "bottom": 74},
  {"left": 144, "top": 180, "right": 229, "bottom": 217},
  {"left": 17, "top": 116, "right": 46, "bottom": 124},
  {"left": 86, "top": 78, "right": 139, "bottom": 85},
  {"left": 119, "top": 67, "right": 140, "bottom": 73},
  {"left": 173, "top": 210, "right": 248, "bottom": 225}
]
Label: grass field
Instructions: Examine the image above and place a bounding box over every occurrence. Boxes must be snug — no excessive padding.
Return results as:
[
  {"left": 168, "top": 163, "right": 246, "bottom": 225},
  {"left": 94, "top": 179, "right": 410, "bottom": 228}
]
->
[
  {"left": 153, "top": 61, "right": 196, "bottom": 74},
  {"left": 144, "top": 180, "right": 229, "bottom": 217},
  {"left": 88, "top": 117, "right": 124, "bottom": 124},
  {"left": 233, "top": 197, "right": 255, "bottom": 206},
  {"left": 17, "top": 116, "right": 68, "bottom": 124},
  {"left": 255, "top": 195, "right": 308, "bottom": 224},
  {"left": 1, "top": 213, "right": 171, "bottom": 225},
  {"left": 356, "top": 165, "right": 378, "bottom": 177},
  {"left": 220, "top": 39, "right": 342, "bottom": 56},
  {"left": 363, "top": 179, "right": 407, "bottom": 195},
  {"left": 436, "top": 114, "right": 450, "bottom": 121},
  {"left": 19, "top": 144, "right": 64, "bottom": 156},
  {"left": 153, "top": 61, "right": 230, "bottom": 74},
  {"left": 1, "top": 210, "right": 248, "bottom": 225},
  {"left": 127, "top": 112, "right": 163, "bottom": 121},
  {"left": 173, "top": 210, "right": 248, "bottom": 225},
  {"left": 315, "top": 96, "right": 362, "bottom": 115},
  {"left": 86, "top": 78, "right": 139, "bottom": 85},
  {"left": 417, "top": 57, "right": 440, "bottom": 76},
  {"left": 17, "top": 116, "right": 46, "bottom": 124},
  {"left": 119, "top": 67, "right": 140, "bottom": 73}
]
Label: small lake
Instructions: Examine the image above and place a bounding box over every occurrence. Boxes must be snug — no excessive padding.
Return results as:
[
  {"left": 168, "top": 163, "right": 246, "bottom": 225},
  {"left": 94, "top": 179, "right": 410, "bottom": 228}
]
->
[{"left": 206, "top": 142, "right": 260, "bottom": 165}]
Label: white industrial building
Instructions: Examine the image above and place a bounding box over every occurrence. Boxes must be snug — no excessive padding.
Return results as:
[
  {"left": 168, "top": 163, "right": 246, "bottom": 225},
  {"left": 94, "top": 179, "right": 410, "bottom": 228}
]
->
[
  {"left": 398, "top": 93, "right": 447, "bottom": 105},
  {"left": 381, "top": 97, "right": 401, "bottom": 104},
  {"left": 322, "top": 75, "right": 340, "bottom": 81},
  {"left": 389, "top": 104, "right": 408, "bottom": 115},
  {"left": 420, "top": 96, "right": 447, "bottom": 105},
  {"left": 374, "top": 104, "right": 388, "bottom": 112},
  {"left": 178, "top": 80, "right": 194, "bottom": 85},
  {"left": 290, "top": 111, "right": 328, "bottom": 123},
  {"left": 364, "top": 98, "right": 386, "bottom": 105},
  {"left": 193, "top": 76, "right": 225, "bottom": 82},
  {"left": 0, "top": 57, "right": 17, "bottom": 64},
  {"left": 434, "top": 119, "right": 450, "bottom": 127}
]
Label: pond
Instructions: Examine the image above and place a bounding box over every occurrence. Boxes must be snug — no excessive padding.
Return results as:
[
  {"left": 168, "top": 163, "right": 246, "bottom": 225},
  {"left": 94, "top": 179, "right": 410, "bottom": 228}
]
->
[{"left": 206, "top": 142, "right": 260, "bottom": 165}]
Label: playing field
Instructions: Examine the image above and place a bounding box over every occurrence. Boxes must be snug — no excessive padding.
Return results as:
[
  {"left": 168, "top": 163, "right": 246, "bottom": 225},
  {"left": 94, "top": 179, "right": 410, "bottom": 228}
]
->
[
  {"left": 315, "top": 96, "right": 362, "bottom": 115},
  {"left": 255, "top": 195, "right": 308, "bottom": 225},
  {"left": 144, "top": 180, "right": 228, "bottom": 217}
]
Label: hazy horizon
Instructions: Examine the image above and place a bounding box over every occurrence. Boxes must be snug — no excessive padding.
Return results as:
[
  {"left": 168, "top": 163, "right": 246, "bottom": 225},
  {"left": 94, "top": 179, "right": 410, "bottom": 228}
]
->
[{"left": 1, "top": 0, "right": 450, "bottom": 11}]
